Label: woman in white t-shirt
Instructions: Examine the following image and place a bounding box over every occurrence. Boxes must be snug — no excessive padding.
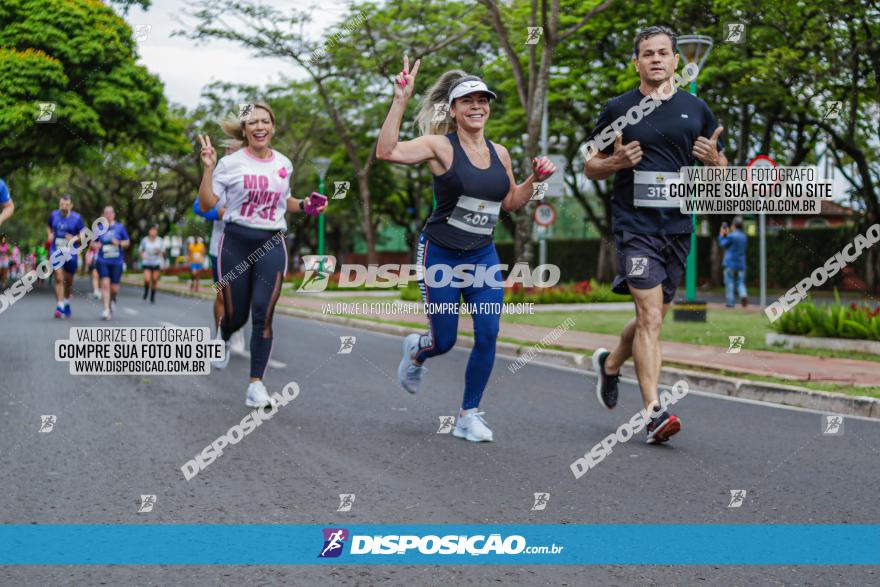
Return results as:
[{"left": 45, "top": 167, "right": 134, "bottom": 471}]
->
[
  {"left": 139, "top": 225, "right": 165, "bottom": 303},
  {"left": 197, "top": 101, "right": 327, "bottom": 408}
]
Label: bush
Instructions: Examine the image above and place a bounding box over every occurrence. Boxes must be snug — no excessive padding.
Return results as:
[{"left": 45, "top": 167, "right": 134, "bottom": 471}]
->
[
  {"left": 175, "top": 269, "right": 212, "bottom": 281},
  {"left": 505, "top": 279, "right": 630, "bottom": 304},
  {"left": 286, "top": 271, "right": 375, "bottom": 291},
  {"left": 772, "top": 292, "right": 880, "bottom": 340}
]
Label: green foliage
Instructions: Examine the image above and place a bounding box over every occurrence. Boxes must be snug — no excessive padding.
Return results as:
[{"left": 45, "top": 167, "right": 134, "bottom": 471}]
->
[
  {"left": 772, "top": 293, "right": 880, "bottom": 341},
  {"left": 0, "top": 0, "right": 185, "bottom": 170}
]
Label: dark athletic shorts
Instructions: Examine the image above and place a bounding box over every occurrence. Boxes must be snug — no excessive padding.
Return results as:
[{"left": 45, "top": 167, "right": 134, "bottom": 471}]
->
[
  {"left": 96, "top": 260, "right": 124, "bottom": 284},
  {"left": 612, "top": 231, "right": 691, "bottom": 304}
]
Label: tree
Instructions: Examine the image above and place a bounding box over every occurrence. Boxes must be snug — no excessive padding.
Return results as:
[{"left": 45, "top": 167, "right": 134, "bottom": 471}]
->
[
  {"left": 0, "top": 0, "right": 185, "bottom": 171},
  {"left": 476, "top": 0, "right": 617, "bottom": 264}
]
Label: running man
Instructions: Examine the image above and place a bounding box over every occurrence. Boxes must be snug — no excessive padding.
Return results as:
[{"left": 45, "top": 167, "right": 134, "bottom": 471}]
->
[
  {"left": 0, "top": 177, "right": 14, "bottom": 230},
  {"left": 377, "top": 56, "right": 556, "bottom": 442},
  {"left": 197, "top": 101, "right": 326, "bottom": 408},
  {"left": 95, "top": 205, "right": 130, "bottom": 320},
  {"left": 584, "top": 26, "right": 727, "bottom": 443},
  {"left": 47, "top": 195, "right": 87, "bottom": 318},
  {"left": 139, "top": 225, "right": 165, "bottom": 303}
]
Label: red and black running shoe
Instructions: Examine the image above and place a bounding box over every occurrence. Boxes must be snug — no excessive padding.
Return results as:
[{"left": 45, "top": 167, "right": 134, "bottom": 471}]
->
[{"left": 646, "top": 412, "right": 681, "bottom": 444}]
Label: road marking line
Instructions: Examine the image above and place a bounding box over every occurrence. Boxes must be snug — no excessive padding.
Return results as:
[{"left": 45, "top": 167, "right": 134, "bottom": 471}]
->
[
  {"left": 123, "top": 308, "right": 138, "bottom": 316},
  {"left": 241, "top": 351, "right": 287, "bottom": 369},
  {"left": 161, "top": 321, "right": 286, "bottom": 368}
]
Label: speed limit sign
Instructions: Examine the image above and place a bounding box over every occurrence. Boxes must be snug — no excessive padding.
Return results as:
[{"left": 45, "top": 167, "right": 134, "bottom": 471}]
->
[{"left": 533, "top": 202, "right": 557, "bottom": 227}]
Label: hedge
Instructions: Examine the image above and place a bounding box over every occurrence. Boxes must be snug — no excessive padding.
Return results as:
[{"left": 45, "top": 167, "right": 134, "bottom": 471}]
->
[{"left": 494, "top": 226, "right": 876, "bottom": 290}]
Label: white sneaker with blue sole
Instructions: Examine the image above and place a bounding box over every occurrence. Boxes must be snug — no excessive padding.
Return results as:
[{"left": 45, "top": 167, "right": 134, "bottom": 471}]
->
[
  {"left": 453, "top": 409, "right": 494, "bottom": 442},
  {"left": 398, "top": 333, "right": 426, "bottom": 394}
]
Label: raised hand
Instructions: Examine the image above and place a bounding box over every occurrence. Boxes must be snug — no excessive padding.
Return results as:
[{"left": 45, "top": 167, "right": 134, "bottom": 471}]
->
[
  {"left": 198, "top": 134, "right": 217, "bottom": 169},
  {"left": 394, "top": 54, "right": 421, "bottom": 101},
  {"left": 611, "top": 133, "right": 642, "bottom": 170},
  {"left": 532, "top": 156, "right": 557, "bottom": 182},
  {"left": 693, "top": 126, "right": 724, "bottom": 166}
]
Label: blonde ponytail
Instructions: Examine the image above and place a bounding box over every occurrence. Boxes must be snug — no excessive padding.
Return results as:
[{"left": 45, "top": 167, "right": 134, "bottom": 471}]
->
[{"left": 414, "top": 70, "right": 470, "bottom": 136}]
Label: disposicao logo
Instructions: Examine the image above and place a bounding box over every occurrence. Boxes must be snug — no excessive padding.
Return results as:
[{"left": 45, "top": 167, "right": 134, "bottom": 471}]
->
[{"left": 319, "top": 528, "right": 349, "bottom": 558}]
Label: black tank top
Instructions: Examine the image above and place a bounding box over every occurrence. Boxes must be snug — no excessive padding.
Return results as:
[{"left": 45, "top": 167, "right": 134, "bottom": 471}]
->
[{"left": 423, "top": 132, "right": 511, "bottom": 250}]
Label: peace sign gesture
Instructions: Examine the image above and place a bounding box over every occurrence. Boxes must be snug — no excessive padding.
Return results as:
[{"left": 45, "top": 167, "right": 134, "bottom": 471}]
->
[
  {"left": 394, "top": 54, "right": 421, "bottom": 101},
  {"left": 197, "top": 134, "right": 217, "bottom": 170}
]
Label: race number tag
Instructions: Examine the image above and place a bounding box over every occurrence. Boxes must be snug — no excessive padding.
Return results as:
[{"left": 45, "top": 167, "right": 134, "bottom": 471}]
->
[
  {"left": 447, "top": 195, "right": 501, "bottom": 235},
  {"left": 55, "top": 237, "right": 69, "bottom": 250},
  {"left": 633, "top": 170, "right": 681, "bottom": 208},
  {"left": 102, "top": 244, "right": 120, "bottom": 259}
]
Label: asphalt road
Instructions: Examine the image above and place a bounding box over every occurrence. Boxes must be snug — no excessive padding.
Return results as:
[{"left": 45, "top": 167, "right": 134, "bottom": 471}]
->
[{"left": 1, "top": 284, "right": 879, "bottom": 585}]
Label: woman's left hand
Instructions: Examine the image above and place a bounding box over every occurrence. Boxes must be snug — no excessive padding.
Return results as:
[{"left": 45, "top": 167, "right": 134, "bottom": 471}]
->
[
  {"left": 532, "top": 156, "right": 557, "bottom": 182},
  {"left": 304, "top": 196, "right": 328, "bottom": 216}
]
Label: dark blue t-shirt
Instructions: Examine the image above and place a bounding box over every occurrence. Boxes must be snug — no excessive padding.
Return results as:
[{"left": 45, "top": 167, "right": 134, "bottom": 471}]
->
[
  {"left": 97, "top": 223, "right": 130, "bottom": 265},
  {"left": 48, "top": 210, "right": 86, "bottom": 253},
  {"left": 587, "top": 88, "right": 723, "bottom": 235}
]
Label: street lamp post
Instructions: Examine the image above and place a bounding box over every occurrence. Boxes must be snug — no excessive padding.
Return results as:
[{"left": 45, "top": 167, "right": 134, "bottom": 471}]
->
[
  {"left": 676, "top": 35, "right": 714, "bottom": 307},
  {"left": 312, "top": 157, "right": 331, "bottom": 256}
]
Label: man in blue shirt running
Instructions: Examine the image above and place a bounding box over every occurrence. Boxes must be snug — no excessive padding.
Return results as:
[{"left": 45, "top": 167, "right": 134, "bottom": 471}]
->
[{"left": 47, "top": 195, "right": 87, "bottom": 318}]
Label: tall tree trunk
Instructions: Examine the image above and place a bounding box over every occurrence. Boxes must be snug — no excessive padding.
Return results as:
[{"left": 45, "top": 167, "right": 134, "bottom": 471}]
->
[
  {"left": 355, "top": 172, "right": 376, "bottom": 264},
  {"left": 596, "top": 235, "right": 617, "bottom": 282}
]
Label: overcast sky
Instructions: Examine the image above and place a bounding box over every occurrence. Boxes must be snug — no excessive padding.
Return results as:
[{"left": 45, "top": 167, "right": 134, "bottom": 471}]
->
[{"left": 124, "top": 0, "right": 350, "bottom": 109}]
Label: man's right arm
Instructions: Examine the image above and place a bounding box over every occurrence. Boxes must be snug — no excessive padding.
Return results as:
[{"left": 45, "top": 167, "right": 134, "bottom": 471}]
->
[{"left": 585, "top": 134, "right": 643, "bottom": 181}]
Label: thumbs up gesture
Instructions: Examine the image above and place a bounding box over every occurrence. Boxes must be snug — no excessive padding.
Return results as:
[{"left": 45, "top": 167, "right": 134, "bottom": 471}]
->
[
  {"left": 609, "top": 133, "right": 643, "bottom": 170},
  {"left": 693, "top": 126, "right": 724, "bottom": 166}
]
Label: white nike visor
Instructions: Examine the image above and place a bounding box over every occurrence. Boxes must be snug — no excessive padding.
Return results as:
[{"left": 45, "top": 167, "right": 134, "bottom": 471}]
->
[{"left": 447, "top": 78, "right": 497, "bottom": 105}]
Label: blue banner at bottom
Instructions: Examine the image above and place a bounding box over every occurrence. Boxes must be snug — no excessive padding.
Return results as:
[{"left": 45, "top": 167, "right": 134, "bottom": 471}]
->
[{"left": 1, "top": 525, "right": 878, "bottom": 565}]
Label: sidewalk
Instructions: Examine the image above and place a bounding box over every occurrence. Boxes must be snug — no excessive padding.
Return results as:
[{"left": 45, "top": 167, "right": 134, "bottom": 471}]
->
[{"left": 135, "top": 277, "right": 878, "bottom": 387}]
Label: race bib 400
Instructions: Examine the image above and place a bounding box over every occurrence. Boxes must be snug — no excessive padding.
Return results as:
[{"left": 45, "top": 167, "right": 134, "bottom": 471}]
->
[{"left": 447, "top": 195, "right": 501, "bottom": 235}]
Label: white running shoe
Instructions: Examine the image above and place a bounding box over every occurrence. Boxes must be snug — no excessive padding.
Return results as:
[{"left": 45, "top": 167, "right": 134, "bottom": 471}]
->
[
  {"left": 246, "top": 380, "right": 272, "bottom": 408},
  {"left": 230, "top": 330, "right": 246, "bottom": 354},
  {"left": 211, "top": 339, "right": 231, "bottom": 370},
  {"left": 101, "top": 309, "right": 112, "bottom": 321},
  {"left": 453, "top": 409, "right": 494, "bottom": 442},
  {"left": 397, "top": 333, "right": 426, "bottom": 394},
  {"left": 92, "top": 290, "right": 101, "bottom": 300}
]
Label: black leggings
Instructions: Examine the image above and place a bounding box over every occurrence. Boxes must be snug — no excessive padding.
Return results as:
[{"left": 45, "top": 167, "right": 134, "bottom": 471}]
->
[{"left": 218, "top": 223, "right": 287, "bottom": 378}]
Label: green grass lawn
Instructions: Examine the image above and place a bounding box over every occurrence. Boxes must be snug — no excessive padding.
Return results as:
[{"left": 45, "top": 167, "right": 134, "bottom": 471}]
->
[{"left": 504, "top": 309, "right": 880, "bottom": 363}]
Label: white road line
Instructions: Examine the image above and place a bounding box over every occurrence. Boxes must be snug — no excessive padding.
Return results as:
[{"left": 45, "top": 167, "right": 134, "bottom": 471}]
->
[
  {"left": 241, "top": 351, "right": 287, "bottom": 369},
  {"left": 123, "top": 308, "right": 138, "bottom": 316},
  {"left": 160, "top": 321, "right": 286, "bottom": 369}
]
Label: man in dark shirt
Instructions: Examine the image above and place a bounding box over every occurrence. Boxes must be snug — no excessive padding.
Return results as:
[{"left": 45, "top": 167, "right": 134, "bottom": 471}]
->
[{"left": 584, "top": 26, "right": 728, "bottom": 444}]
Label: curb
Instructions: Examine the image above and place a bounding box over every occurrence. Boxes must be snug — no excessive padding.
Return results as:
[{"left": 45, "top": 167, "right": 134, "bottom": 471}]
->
[{"left": 130, "top": 280, "right": 880, "bottom": 420}]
